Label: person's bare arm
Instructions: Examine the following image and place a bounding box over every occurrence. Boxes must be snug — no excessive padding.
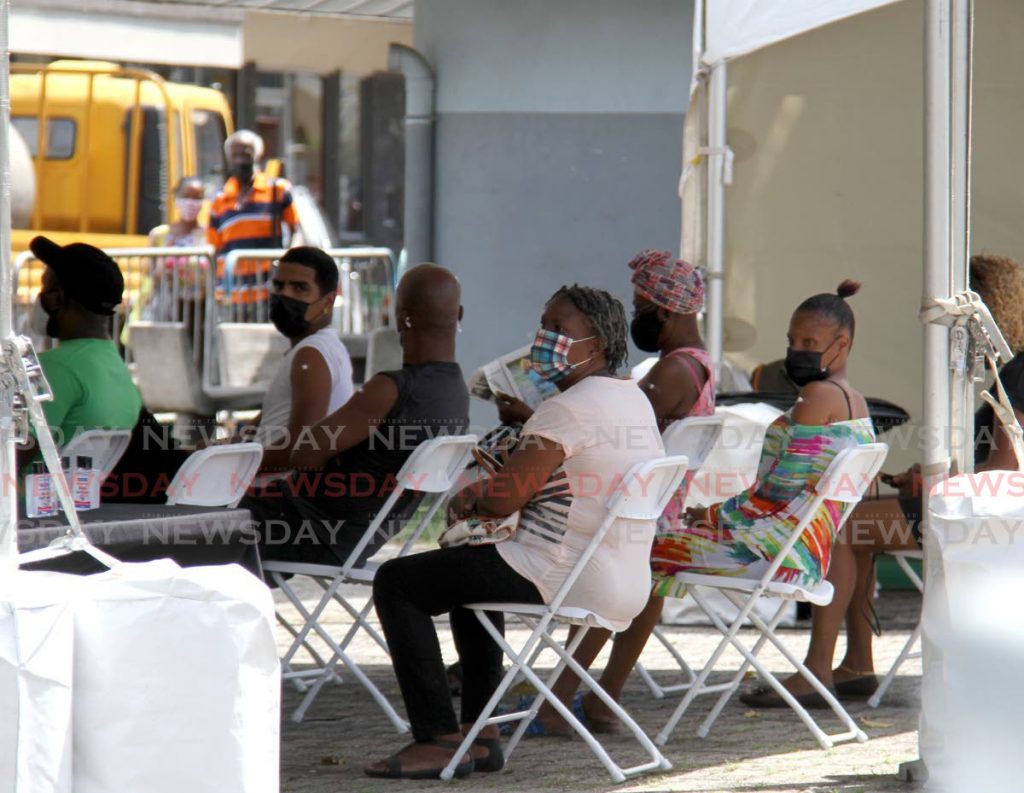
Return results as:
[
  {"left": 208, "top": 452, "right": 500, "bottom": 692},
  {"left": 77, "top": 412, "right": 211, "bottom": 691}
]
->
[
  {"left": 791, "top": 380, "right": 843, "bottom": 426},
  {"left": 289, "top": 373, "right": 399, "bottom": 469},
  {"left": 260, "top": 346, "right": 332, "bottom": 470},
  {"left": 639, "top": 355, "right": 702, "bottom": 425},
  {"left": 448, "top": 435, "right": 565, "bottom": 519}
]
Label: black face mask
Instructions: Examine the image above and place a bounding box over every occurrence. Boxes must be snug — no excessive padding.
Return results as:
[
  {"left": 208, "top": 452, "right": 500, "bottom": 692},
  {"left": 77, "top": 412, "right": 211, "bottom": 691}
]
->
[
  {"left": 630, "top": 310, "right": 663, "bottom": 353},
  {"left": 45, "top": 309, "right": 60, "bottom": 339},
  {"left": 232, "top": 161, "right": 255, "bottom": 185},
  {"left": 270, "top": 294, "right": 313, "bottom": 339},
  {"left": 39, "top": 291, "right": 61, "bottom": 338},
  {"left": 784, "top": 337, "right": 840, "bottom": 386}
]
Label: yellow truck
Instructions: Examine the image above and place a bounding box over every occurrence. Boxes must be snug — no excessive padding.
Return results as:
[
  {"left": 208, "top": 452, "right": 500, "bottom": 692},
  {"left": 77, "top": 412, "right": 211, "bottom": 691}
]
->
[{"left": 11, "top": 59, "right": 234, "bottom": 300}]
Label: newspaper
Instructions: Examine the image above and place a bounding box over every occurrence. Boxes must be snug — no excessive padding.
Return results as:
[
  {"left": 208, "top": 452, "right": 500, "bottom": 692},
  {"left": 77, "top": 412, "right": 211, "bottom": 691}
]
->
[{"left": 468, "top": 345, "right": 559, "bottom": 409}]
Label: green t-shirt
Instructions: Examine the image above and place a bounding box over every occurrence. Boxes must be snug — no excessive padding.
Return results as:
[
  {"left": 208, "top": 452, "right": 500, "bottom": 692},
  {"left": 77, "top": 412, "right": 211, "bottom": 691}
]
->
[{"left": 37, "top": 338, "right": 142, "bottom": 447}]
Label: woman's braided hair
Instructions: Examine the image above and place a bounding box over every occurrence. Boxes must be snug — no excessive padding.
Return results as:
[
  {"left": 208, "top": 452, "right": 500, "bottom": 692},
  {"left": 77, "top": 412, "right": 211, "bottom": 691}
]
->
[{"left": 548, "top": 284, "right": 628, "bottom": 373}]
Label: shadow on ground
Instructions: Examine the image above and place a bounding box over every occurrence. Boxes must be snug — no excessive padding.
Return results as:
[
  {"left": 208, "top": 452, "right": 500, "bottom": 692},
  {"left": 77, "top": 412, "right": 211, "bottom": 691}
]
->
[{"left": 279, "top": 664, "right": 920, "bottom": 793}]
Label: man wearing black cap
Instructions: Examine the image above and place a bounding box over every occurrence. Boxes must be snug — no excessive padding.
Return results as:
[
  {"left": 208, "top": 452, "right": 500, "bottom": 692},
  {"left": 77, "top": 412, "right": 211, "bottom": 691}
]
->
[{"left": 26, "top": 236, "right": 141, "bottom": 453}]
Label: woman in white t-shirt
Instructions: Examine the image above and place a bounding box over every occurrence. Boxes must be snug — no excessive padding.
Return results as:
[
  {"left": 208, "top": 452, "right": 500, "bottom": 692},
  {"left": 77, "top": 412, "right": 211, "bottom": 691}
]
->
[{"left": 365, "top": 285, "right": 663, "bottom": 780}]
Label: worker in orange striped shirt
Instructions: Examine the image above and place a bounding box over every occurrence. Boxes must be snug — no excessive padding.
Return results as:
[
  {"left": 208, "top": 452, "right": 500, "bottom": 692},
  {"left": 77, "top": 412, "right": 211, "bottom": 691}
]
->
[
  {"left": 208, "top": 129, "right": 300, "bottom": 259},
  {"left": 208, "top": 130, "right": 301, "bottom": 311}
]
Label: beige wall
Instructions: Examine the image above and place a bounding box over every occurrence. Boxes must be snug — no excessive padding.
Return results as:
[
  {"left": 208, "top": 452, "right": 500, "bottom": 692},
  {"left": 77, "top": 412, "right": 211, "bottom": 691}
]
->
[
  {"left": 722, "top": 0, "right": 1024, "bottom": 469},
  {"left": 243, "top": 12, "right": 412, "bottom": 74}
]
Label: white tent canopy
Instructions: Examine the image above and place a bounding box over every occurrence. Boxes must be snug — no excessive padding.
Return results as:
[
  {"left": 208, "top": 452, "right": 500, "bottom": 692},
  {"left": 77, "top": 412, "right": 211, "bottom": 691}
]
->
[
  {"left": 682, "top": 0, "right": 911, "bottom": 370},
  {"left": 702, "top": 0, "right": 904, "bottom": 64}
]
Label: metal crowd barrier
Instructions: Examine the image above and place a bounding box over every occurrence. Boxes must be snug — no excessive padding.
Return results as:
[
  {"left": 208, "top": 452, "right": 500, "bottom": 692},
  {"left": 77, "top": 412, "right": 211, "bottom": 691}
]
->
[
  {"left": 14, "top": 245, "right": 398, "bottom": 413},
  {"left": 13, "top": 246, "right": 213, "bottom": 370},
  {"left": 218, "top": 247, "right": 395, "bottom": 329}
]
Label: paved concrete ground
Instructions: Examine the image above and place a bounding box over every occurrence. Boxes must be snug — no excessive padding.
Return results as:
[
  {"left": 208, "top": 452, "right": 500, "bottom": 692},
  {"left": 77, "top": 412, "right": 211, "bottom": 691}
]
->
[{"left": 273, "top": 580, "right": 922, "bottom": 793}]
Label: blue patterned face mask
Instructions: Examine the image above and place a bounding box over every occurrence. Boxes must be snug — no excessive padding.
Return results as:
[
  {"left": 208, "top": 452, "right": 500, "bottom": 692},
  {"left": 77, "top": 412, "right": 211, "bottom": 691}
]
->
[{"left": 529, "top": 329, "right": 596, "bottom": 383}]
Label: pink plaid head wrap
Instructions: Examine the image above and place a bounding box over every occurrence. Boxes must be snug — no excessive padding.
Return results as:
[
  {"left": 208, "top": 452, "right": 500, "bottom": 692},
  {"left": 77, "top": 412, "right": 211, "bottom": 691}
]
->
[{"left": 628, "top": 249, "right": 704, "bottom": 314}]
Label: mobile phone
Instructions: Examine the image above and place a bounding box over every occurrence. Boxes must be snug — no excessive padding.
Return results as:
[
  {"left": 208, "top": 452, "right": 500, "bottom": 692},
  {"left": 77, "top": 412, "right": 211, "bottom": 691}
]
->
[{"left": 879, "top": 472, "right": 898, "bottom": 487}]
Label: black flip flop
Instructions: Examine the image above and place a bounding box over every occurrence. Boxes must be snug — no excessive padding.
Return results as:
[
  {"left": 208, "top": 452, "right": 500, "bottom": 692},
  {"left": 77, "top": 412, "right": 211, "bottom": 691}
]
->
[
  {"left": 364, "top": 738, "right": 474, "bottom": 780},
  {"left": 739, "top": 684, "right": 837, "bottom": 710},
  {"left": 834, "top": 674, "right": 879, "bottom": 700},
  {"left": 470, "top": 737, "right": 505, "bottom": 773}
]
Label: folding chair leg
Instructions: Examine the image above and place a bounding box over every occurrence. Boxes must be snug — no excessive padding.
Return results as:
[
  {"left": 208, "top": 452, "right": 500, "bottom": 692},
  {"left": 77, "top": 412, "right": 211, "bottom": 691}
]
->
[
  {"left": 658, "top": 586, "right": 866, "bottom": 750},
  {"left": 868, "top": 623, "right": 922, "bottom": 708},
  {"left": 292, "top": 598, "right": 384, "bottom": 718},
  {"left": 868, "top": 554, "right": 924, "bottom": 708},
  {"left": 295, "top": 617, "right": 409, "bottom": 733},
  {"left": 323, "top": 580, "right": 391, "bottom": 656},
  {"left": 697, "top": 593, "right": 795, "bottom": 737},
  {"left": 635, "top": 626, "right": 697, "bottom": 699},
  {"left": 274, "top": 572, "right": 347, "bottom": 673},
  {"left": 275, "top": 610, "right": 340, "bottom": 691},
  {"left": 444, "top": 612, "right": 670, "bottom": 783},
  {"left": 441, "top": 616, "right": 548, "bottom": 782},
  {"left": 727, "top": 592, "right": 866, "bottom": 749},
  {"left": 537, "top": 628, "right": 671, "bottom": 778},
  {"left": 658, "top": 586, "right": 754, "bottom": 746},
  {"left": 272, "top": 574, "right": 343, "bottom": 691},
  {"left": 505, "top": 619, "right": 588, "bottom": 760}
]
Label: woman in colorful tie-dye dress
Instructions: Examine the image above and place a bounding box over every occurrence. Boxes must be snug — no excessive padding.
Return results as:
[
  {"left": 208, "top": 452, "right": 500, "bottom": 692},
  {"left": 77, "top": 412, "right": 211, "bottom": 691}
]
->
[
  {"left": 653, "top": 281, "right": 873, "bottom": 588},
  {"left": 652, "top": 281, "right": 875, "bottom": 707}
]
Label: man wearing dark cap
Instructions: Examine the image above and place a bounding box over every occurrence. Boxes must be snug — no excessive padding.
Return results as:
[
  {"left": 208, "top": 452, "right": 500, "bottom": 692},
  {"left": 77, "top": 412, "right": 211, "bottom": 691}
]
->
[{"left": 26, "top": 236, "right": 141, "bottom": 451}]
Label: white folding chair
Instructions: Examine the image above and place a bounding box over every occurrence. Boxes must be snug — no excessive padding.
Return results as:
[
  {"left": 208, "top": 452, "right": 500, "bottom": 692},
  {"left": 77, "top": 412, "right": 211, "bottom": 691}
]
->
[
  {"left": 443, "top": 455, "right": 690, "bottom": 783},
  {"left": 263, "top": 434, "right": 478, "bottom": 730},
  {"left": 165, "top": 442, "right": 264, "bottom": 508},
  {"left": 61, "top": 428, "right": 132, "bottom": 479},
  {"left": 635, "top": 415, "right": 725, "bottom": 699},
  {"left": 657, "top": 442, "right": 889, "bottom": 750},
  {"left": 867, "top": 548, "right": 923, "bottom": 708}
]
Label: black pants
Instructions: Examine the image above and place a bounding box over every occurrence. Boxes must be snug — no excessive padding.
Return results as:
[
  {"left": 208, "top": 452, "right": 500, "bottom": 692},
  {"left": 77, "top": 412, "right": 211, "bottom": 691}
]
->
[{"left": 373, "top": 545, "right": 543, "bottom": 742}]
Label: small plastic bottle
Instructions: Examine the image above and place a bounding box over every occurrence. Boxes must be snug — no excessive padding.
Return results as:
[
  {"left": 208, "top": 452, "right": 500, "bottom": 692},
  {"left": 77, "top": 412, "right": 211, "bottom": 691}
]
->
[
  {"left": 73, "top": 455, "right": 100, "bottom": 511},
  {"left": 25, "top": 461, "right": 58, "bottom": 518}
]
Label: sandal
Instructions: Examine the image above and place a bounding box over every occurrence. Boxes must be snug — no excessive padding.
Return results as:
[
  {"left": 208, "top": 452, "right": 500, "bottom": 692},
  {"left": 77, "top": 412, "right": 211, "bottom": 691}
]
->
[
  {"left": 364, "top": 738, "right": 474, "bottom": 779},
  {"left": 470, "top": 736, "right": 505, "bottom": 773},
  {"left": 739, "top": 683, "right": 837, "bottom": 710},
  {"left": 833, "top": 666, "right": 879, "bottom": 700}
]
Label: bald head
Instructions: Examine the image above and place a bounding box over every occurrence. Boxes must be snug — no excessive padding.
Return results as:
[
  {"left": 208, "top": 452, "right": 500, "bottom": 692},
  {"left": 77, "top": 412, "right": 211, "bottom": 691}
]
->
[{"left": 396, "top": 263, "right": 462, "bottom": 334}]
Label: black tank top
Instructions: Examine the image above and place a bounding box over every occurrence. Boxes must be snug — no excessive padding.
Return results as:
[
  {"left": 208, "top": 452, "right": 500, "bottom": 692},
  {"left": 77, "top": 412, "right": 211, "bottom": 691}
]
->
[
  {"left": 306, "top": 361, "right": 469, "bottom": 558},
  {"left": 323, "top": 361, "right": 470, "bottom": 494}
]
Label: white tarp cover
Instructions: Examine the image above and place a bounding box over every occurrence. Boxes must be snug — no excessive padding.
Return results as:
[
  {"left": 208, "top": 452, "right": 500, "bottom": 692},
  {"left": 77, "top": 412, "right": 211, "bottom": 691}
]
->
[
  {"left": 702, "top": 0, "right": 906, "bottom": 66},
  {"left": 922, "top": 476, "right": 1024, "bottom": 792},
  {"left": 0, "top": 561, "right": 280, "bottom": 793},
  {"left": 0, "top": 571, "right": 75, "bottom": 793}
]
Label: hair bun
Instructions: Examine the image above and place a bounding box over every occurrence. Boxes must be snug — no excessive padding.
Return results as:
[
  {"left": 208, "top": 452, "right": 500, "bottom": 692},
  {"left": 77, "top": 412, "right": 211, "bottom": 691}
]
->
[{"left": 836, "top": 279, "right": 862, "bottom": 299}]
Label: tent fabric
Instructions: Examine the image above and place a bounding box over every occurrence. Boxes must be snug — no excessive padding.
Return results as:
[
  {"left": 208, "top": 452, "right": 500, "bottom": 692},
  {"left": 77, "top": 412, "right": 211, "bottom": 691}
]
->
[{"left": 703, "top": 0, "right": 906, "bottom": 65}]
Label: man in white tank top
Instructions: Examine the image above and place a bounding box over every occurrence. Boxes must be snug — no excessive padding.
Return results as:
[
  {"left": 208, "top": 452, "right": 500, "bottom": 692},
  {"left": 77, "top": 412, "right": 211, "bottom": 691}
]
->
[{"left": 250, "top": 247, "right": 353, "bottom": 471}]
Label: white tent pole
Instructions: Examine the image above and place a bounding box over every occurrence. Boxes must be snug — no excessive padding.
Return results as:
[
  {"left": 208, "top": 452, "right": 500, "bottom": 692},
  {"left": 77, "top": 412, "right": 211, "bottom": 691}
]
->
[
  {"left": 705, "top": 59, "right": 726, "bottom": 374},
  {"left": 922, "top": 0, "right": 952, "bottom": 503},
  {"left": 909, "top": 0, "right": 953, "bottom": 783},
  {"left": 0, "top": 0, "right": 15, "bottom": 570},
  {"left": 949, "top": 0, "right": 974, "bottom": 473}
]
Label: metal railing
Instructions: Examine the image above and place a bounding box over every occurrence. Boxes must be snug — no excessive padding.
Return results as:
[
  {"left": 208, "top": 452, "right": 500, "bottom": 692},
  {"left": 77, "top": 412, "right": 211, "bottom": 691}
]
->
[
  {"left": 218, "top": 247, "right": 395, "bottom": 328},
  {"left": 14, "top": 246, "right": 212, "bottom": 371},
  {"left": 14, "top": 245, "right": 397, "bottom": 405}
]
